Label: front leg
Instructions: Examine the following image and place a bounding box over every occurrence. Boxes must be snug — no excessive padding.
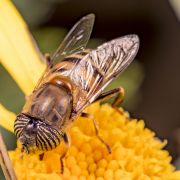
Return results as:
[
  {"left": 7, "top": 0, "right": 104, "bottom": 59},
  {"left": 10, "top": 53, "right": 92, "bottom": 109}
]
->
[
  {"left": 81, "top": 112, "right": 111, "bottom": 154},
  {"left": 60, "top": 133, "right": 70, "bottom": 174}
]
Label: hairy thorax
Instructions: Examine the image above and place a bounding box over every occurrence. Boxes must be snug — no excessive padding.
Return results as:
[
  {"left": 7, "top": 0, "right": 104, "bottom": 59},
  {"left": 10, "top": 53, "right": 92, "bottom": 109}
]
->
[{"left": 23, "top": 81, "right": 73, "bottom": 130}]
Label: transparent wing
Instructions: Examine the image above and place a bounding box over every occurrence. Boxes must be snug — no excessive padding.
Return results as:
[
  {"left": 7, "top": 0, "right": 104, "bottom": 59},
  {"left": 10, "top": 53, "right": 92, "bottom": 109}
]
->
[
  {"left": 33, "top": 14, "right": 94, "bottom": 91},
  {"left": 68, "top": 35, "right": 140, "bottom": 112},
  {"left": 51, "top": 14, "right": 95, "bottom": 64}
]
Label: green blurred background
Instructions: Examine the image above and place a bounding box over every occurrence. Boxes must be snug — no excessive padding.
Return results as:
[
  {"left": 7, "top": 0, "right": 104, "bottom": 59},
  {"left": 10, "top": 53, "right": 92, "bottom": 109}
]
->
[{"left": 0, "top": 0, "right": 180, "bottom": 178}]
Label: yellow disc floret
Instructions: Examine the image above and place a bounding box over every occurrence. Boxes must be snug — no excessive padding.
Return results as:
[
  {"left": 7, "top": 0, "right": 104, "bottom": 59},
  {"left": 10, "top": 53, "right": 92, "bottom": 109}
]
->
[{"left": 9, "top": 103, "right": 180, "bottom": 179}]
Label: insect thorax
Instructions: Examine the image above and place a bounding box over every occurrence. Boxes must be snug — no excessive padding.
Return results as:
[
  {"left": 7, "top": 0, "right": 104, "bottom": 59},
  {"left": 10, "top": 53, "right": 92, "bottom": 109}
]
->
[{"left": 23, "top": 81, "right": 73, "bottom": 130}]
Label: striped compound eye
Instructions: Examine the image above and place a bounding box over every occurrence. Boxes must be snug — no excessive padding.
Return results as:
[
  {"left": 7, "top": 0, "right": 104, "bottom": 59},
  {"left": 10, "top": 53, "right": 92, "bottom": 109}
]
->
[
  {"left": 14, "top": 113, "right": 29, "bottom": 139},
  {"left": 36, "top": 124, "right": 62, "bottom": 151},
  {"left": 14, "top": 113, "right": 63, "bottom": 151}
]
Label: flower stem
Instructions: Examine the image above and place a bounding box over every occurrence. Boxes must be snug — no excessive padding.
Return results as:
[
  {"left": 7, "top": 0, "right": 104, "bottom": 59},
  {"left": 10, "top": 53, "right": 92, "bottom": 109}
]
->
[{"left": 0, "top": 133, "right": 17, "bottom": 180}]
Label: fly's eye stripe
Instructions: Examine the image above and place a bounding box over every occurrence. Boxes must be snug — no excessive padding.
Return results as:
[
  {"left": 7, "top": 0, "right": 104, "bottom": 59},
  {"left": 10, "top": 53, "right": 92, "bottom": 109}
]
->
[
  {"left": 37, "top": 133, "right": 48, "bottom": 151},
  {"left": 14, "top": 124, "right": 25, "bottom": 131},
  {"left": 44, "top": 129, "right": 57, "bottom": 148},
  {"left": 14, "top": 118, "right": 29, "bottom": 127},
  {"left": 47, "top": 126, "right": 61, "bottom": 144},
  {"left": 36, "top": 125, "right": 62, "bottom": 151},
  {"left": 16, "top": 117, "right": 29, "bottom": 123},
  {"left": 39, "top": 127, "right": 53, "bottom": 150},
  {"left": 14, "top": 122, "right": 27, "bottom": 128},
  {"left": 14, "top": 119, "right": 29, "bottom": 138},
  {"left": 36, "top": 134, "right": 43, "bottom": 150},
  {"left": 37, "top": 126, "right": 60, "bottom": 150},
  {"left": 14, "top": 129, "right": 23, "bottom": 138},
  {"left": 39, "top": 126, "right": 58, "bottom": 149}
]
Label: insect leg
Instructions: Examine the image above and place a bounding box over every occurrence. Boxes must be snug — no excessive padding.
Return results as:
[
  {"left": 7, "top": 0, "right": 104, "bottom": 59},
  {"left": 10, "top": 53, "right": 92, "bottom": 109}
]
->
[
  {"left": 81, "top": 112, "right": 111, "bottom": 154},
  {"left": 44, "top": 53, "right": 53, "bottom": 69},
  {"left": 94, "top": 87, "right": 125, "bottom": 114},
  {"left": 39, "top": 153, "right": 44, "bottom": 161},
  {"left": 60, "top": 133, "right": 70, "bottom": 174}
]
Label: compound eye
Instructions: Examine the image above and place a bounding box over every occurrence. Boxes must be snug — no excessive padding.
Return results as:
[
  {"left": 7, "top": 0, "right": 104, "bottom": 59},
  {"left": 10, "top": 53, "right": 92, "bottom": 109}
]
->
[{"left": 14, "top": 114, "right": 29, "bottom": 138}]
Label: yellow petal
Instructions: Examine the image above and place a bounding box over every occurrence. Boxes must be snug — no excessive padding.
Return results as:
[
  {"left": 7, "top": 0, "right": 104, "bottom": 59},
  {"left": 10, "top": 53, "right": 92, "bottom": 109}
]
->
[
  {"left": 0, "top": 104, "right": 16, "bottom": 133},
  {"left": 0, "top": 0, "right": 45, "bottom": 95}
]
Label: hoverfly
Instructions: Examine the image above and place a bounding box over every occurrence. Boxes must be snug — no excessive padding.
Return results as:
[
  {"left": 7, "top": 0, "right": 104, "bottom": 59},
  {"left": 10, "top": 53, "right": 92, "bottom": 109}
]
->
[{"left": 14, "top": 14, "right": 139, "bottom": 172}]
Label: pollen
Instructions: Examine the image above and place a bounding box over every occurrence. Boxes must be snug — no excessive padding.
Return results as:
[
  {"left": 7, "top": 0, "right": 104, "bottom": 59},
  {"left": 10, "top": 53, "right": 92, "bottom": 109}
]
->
[{"left": 9, "top": 103, "right": 180, "bottom": 179}]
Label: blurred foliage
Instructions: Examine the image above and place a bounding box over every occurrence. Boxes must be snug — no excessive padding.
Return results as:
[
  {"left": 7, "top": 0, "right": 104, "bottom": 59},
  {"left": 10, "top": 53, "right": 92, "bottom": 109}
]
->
[
  {"left": 0, "top": 65, "right": 22, "bottom": 179},
  {"left": 33, "top": 27, "right": 66, "bottom": 54},
  {"left": 0, "top": 65, "right": 24, "bottom": 114},
  {"left": 0, "top": 64, "right": 24, "bottom": 150},
  {"left": 12, "top": 0, "right": 66, "bottom": 27}
]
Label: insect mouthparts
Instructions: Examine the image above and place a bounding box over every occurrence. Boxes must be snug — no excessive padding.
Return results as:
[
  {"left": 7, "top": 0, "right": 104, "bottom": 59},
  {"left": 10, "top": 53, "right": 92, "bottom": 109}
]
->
[{"left": 21, "top": 143, "right": 29, "bottom": 154}]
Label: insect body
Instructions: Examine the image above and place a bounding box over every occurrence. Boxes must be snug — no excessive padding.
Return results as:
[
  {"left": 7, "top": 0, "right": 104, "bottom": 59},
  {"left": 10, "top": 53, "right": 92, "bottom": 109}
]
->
[{"left": 14, "top": 14, "right": 139, "bottom": 171}]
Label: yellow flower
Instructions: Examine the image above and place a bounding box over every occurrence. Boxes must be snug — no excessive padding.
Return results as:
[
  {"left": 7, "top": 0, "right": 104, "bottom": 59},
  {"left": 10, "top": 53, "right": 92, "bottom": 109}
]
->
[
  {"left": 7, "top": 103, "right": 180, "bottom": 180},
  {"left": 0, "top": 0, "right": 180, "bottom": 179}
]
